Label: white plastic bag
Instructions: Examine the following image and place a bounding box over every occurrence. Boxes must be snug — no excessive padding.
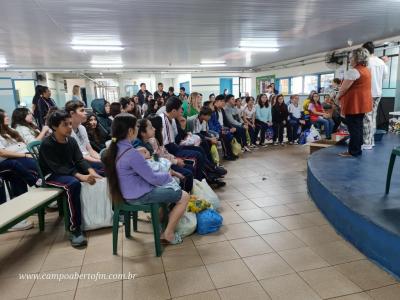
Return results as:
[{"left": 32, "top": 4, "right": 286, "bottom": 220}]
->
[
  {"left": 81, "top": 177, "right": 113, "bottom": 230},
  {"left": 307, "top": 125, "right": 322, "bottom": 143},
  {"left": 175, "top": 211, "right": 197, "bottom": 238},
  {"left": 192, "top": 179, "right": 220, "bottom": 209}
]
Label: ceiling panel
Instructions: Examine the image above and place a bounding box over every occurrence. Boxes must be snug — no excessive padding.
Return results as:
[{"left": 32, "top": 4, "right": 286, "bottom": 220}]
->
[{"left": 0, "top": 0, "right": 398, "bottom": 71}]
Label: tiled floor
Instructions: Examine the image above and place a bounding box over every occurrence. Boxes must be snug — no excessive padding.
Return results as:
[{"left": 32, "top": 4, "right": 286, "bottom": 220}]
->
[{"left": 0, "top": 145, "right": 399, "bottom": 300}]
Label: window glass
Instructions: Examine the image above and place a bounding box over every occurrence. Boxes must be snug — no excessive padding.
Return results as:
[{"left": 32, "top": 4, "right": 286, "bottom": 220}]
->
[
  {"left": 291, "top": 76, "right": 303, "bottom": 94},
  {"left": 304, "top": 75, "right": 318, "bottom": 94}
]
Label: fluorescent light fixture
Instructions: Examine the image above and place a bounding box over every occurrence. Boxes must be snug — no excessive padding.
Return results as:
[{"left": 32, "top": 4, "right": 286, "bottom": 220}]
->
[
  {"left": 72, "top": 45, "right": 124, "bottom": 51},
  {"left": 198, "top": 63, "right": 226, "bottom": 67},
  {"left": 239, "top": 47, "right": 279, "bottom": 52},
  {"left": 91, "top": 64, "right": 124, "bottom": 68},
  {"left": 0, "top": 64, "right": 8, "bottom": 68},
  {"left": 90, "top": 60, "right": 123, "bottom": 64},
  {"left": 200, "top": 60, "right": 226, "bottom": 64}
]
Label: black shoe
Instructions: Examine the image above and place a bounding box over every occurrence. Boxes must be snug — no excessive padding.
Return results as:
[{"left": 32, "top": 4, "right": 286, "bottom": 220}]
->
[
  {"left": 207, "top": 178, "right": 226, "bottom": 188},
  {"left": 223, "top": 156, "right": 236, "bottom": 161},
  {"left": 213, "top": 166, "right": 227, "bottom": 176},
  {"left": 70, "top": 230, "right": 87, "bottom": 248}
]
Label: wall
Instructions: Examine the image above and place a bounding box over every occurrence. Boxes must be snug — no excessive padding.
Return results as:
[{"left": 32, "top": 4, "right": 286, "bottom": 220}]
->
[
  {"left": 65, "top": 78, "right": 85, "bottom": 100},
  {"left": 173, "top": 74, "right": 191, "bottom": 94}
]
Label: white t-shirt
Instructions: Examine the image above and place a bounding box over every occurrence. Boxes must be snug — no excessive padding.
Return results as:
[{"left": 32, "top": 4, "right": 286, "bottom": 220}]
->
[
  {"left": 288, "top": 103, "right": 302, "bottom": 119},
  {"left": 70, "top": 125, "right": 90, "bottom": 156},
  {"left": 217, "top": 111, "right": 224, "bottom": 126},
  {"left": 368, "top": 56, "right": 388, "bottom": 97},
  {"left": 243, "top": 106, "right": 256, "bottom": 120},
  {"left": 344, "top": 68, "right": 360, "bottom": 81},
  {"left": 0, "top": 135, "right": 27, "bottom": 162},
  {"left": 15, "top": 125, "right": 38, "bottom": 144}
]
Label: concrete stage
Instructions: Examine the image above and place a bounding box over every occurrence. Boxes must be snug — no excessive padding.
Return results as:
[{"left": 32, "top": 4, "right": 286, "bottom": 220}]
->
[{"left": 307, "top": 133, "right": 400, "bottom": 277}]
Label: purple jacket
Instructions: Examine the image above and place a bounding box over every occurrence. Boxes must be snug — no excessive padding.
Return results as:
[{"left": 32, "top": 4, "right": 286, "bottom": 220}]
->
[{"left": 116, "top": 139, "right": 171, "bottom": 200}]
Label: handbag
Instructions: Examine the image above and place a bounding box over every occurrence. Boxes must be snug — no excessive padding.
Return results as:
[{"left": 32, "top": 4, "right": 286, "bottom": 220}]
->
[{"left": 231, "top": 138, "right": 242, "bottom": 156}]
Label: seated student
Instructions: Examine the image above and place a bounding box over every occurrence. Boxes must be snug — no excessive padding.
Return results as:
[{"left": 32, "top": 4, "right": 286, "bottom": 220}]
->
[
  {"left": 160, "top": 97, "right": 226, "bottom": 186},
  {"left": 272, "top": 94, "right": 289, "bottom": 145},
  {"left": 83, "top": 113, "right": 108, "bottom": 152},
  {"left": 91, "top": 98, "right": 112, "bottom": 136},
  {"left": 224, "top": 94, "right": 251, "bottom": 152},
  {"left": 287, "top": 95, "right": 306, "bottom": 144},
  {"left": 39, "top": 110, "right": 102, "bottom": 247},
  {"left": 242, "top": 96, "right": 257, "bottom": 148},
  {"left": 120, "top": 97, "right": 134, "bottom": 114},
  {"left": 65, "top": 100, "right": 104, "bottom": 175},
  {"left": 209, "top": 95, "right": 236, "bottom": 160},
  {"left": 135, "top": 116, "right": 194, "bottom": 193},
  {"left": 109, "top": 102, "right": 122, "bottom": 121},
  {"left": 144, "top": 99, "right": 159, "bottom": 117},
  {"left": 131, "top": 96, "right": 142, "bottom": 119},
  {"left": 255, "top": 94, "right": 273, "bottom": 147},
  {"left": 183, "top": 92, "right": 202, "bottom": 118},
  {"left": 11, "top": 107, "right": 50, "bottom": 144},
  {"left": 302, "top": 90, "right": 317, "bottom": 129},
  {"left": 309, "top": 92, "right": 334, "bottom": 140},
  {"left": 323, "top": 94, "right": 341, "bottom": 132},
  {"left": 0, "top": 109, "right": 40, "bottom": 231},
  {"left": 187, "top": 107, "right": 220, "bottom": 163},
  {"left": 103, "top": 113, "right": 189, "bottom": 245}
]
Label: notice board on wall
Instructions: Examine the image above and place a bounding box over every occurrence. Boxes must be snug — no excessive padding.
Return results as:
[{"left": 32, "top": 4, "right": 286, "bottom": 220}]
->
[{"left": 256, "top": 75, "right": 275, "bottom": 94}]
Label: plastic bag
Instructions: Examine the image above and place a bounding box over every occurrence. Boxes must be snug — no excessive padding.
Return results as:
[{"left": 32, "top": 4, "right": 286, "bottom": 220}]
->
[
  {"left": 192, "top": 179, "right": 220, "bottom": 209},
  {"left": 176, "top": 211, "right": 197, "bottom": 238},
  {"left": 306, "top": 125, "right": 321, "bottom": 143},
  {"left": 146, "top": 157, "right": 171, "bottom": 173},
  {"left": 210, "top": 144, "right": 219, "bottom": 165},
  {"left": 196, "top": 209, "right": 223, "bottom": 235},
  {"left": 298, "top": 129, "right": 309, "bottom": 145},
  {"left": 188, "top": 195, "right": 211, "bottom": 213},
  {"left": 231, "top": 137, "right": 242, "bottom": 157},
  {"left": 80, "top": 178, "right": 113, "bottom": 230},
  {"left": 266, "top": 127, "right": 274, "bottom": 140}
]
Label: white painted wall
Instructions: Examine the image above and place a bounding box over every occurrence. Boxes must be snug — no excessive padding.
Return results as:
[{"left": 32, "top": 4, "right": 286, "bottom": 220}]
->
[{"left": 173, "top": 74, "right": 191, "bottom": 94}]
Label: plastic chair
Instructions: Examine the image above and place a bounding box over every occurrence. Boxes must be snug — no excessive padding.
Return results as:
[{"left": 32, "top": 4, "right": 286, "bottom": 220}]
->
[
  {"left": 112, "top": 201, "right": 168, "bottom": 257},
  {"left": 26, "top": 141, "right": 69, "bottom": 230},
  {"left": 385, "top": 147, "right": 400, "bottom": 194}
]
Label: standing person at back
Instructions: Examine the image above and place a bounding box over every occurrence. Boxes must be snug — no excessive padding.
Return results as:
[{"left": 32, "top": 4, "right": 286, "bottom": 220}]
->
[
  {"left": 362, "top": 41, "right": 389, "bottom": 150},
  {"left": 154, "top": 82, "right": 168, "bottom": 102},
  {"left": 37, "top": 86, "right": 57, "bottom": 129},
  {"left": 137, "top": 83, "right": 152, "bottom": 106},
  {"left": 72, "top": 85, "right": 81, "bottom": 101}
]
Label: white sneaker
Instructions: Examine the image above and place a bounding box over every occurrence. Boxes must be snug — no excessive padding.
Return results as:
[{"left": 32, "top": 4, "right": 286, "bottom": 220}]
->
[
  {"left": 273, "top": 142, "right": 279, "bottom": 146},
  {"left": 9, "top": 220, "right": 34, "bottom": 232},
  {"left": 362, "top": 144, "right": 373, "bottom": 150},
  {"left": 244, "top": 146, "right": 252, "bottom": 152}
]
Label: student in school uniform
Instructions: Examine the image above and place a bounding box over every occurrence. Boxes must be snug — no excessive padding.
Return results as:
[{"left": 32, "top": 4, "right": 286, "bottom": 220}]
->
[{"left": 39, "top": 110, "right": 102, "bottom": 247}]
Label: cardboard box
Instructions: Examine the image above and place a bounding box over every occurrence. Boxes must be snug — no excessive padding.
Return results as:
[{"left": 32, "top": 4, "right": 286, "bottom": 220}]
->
[{"left": 309, "top": 139, "right": 337, "bottom": 154}]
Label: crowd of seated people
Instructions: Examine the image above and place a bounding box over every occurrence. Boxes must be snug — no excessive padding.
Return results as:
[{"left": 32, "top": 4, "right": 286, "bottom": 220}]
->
[{"left": 0, "top": 80, "right": 342, "bottom": 248}]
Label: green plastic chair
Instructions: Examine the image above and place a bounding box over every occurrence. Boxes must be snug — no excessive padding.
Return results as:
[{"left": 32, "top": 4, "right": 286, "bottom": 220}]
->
[
  {"left": 26, "top": 141, "right": 69, "bottom": 231},
  {"left": 112, "top": 201, "right": 168, "bottom": 257},
  {"left": 385, "top": 147, "right": 400, "bottom": 194}
]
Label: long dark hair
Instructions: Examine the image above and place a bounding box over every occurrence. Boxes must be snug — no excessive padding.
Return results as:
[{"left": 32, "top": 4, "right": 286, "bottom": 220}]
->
[
  {"left": 137, "top": 118, "right": 150, "bottom": 141},
  {"left": 0, "top": 109, "right": 24, "bottom": 142},
  {"left": 103, "top": 113, "right": 137, "bottom": 204},
  {"left": 147, "top": 114, "right": 163, "bottom": 146},
  {"left": 83, "top": 113, "right": 102, "bottom": 145},
  {"left": 11, "top": 107, "right": 39, "bottom": 136},
  {"left": 257, "top": 94, "right": 268, "bottom": 108}
]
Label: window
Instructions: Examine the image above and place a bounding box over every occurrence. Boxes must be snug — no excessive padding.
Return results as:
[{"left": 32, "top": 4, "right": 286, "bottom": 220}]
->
[
  {"left": 239, "top": 77, "right": 252, "bottom": 97},
  {"left": 320, "top": 73, "right": 335, "bottom": 93},
  {"left": 291, "top": 76, "right": 303, "bottom": 94},
  {"left": 390, "top": 56, "right": 398, "bottom": 88},
  {"left": 279, "top": 79, "right": 289, "bottom": 95},
  {"left": 304, "top": 75, "right": 318, "bottom": 94}
]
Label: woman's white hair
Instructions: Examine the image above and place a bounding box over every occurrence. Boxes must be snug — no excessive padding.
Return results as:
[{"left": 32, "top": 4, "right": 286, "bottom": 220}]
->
[{"left": 352, "top": 48, "right": 370, "bottom": 66}]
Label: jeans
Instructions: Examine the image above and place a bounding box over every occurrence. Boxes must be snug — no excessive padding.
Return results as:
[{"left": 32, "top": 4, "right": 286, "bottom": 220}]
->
[
  {"left": 314, "top": 117, "right": 334, "bottom": 139},
  {"left": 287, "top": 119, "right": 300, "bottom": 142},
  {"left": 0, "top": 158, "right": 38, "bottom": 199},
  {"left": 255, "top": 120, "right": 269, "bottom": 144},
  {"left": 247, "top": 126, "right": 256, "bottom": 145},
  {"left": 233, "top": 125, "right": 248, "bottom": 147},
  {"left": 345, "top": 114, "right": 364, "bottom": 156},
  {"left": 165, "top": 143, "right": 204, "bottom": 180},
  {"left": 45, "top": 174, "right": 82, "bottom": 232}
]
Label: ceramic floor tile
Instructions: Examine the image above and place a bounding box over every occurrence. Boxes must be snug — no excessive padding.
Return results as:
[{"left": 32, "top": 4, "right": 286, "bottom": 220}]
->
[
  {"left": 75, "top": 281, "right": 122, "bottom": 300},
  {"left": 311, "top": 241, "right": 364, "bottom": 265},
  {"left": 330, "top": 292, "right": 373, "bottom": 300},
  {"left": 367, "top": 284, "right": 400, "bottom": 300},
  {"left": 27, "top": 291, "right": 75, "bottom": 300},
  {"left": 219, "top": 210, "right": 245, "bottom": 225},
  {"left": 334, "top": 260, "right": 397, "bottom": 290},
  {"left": 278, "top": 247, "right": 330, "bottom": 271},
  {"left": 78, "top": 258, "right": 122, "bottom": 288},
  {"left": 229, "top": 236, "right": 274, "bottom": 257},
  {"left": 248, "top": 219, "right": 287, "bottom": 235},
  {"left": 261, "top": 231, "right": 306, "bottom": 251},
  {"left": 243, "top": 252, "right": 294, "bottom": 280},
  {"left": 228, "top": 200, "right": 258, "bottom": 211},
  {"left": 41, "top": 249, "right": 85, "bottom": 271},
  {"left": 173, "top": 290, "right": 221, "bottom": 300},
  {"left": 262, "top": 205, "right": 296, "bottom": 218},
  {"left": 260, "top": 273, "right": 321, "bottom": 300},
  {"left": 166, "top": 266, "right": 214, "bottom": 298},
  {"left": 197, "top": 240, "right": 239, "bottom": 265},
  {"left": 275, "top": 214, "right": 315, "bottom": 230},
  {"left": 236, "top": 208, "right": 271, "bottom": 222},
  {"left": 123, "top": 254, "right": 164, "bottom": 277},
  {"left": 162, "top": 245, "right": 204, "bottom": 272},
  {"left": 221, "top": 222, "right": 258, "bottom": 240},
  {"left": 301, "top": 211, "right": 329, "bottom": 226},
  {"left": 206, "top": 259, "right": 256, "bottom": 289},
  {"left": 217, "top": 281, "right": 271, "bottom": 300},
  {"left": 123, "top": 273, "right": 170, "bottom": 300},
  {"left": 292, "top": 226, "right": 341, "bottom": 246},
  {"left": 191, "top": 232, "right": 227, "bottom": 245},
  {"left": 286, "top": 201, "right": 318, "bottom": 214},
  {"left": 0, "top": 274, "right": 36, "bottom": 300},
  {"left": 300, "top": 267, "right": 362, "bottom": 299}
]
